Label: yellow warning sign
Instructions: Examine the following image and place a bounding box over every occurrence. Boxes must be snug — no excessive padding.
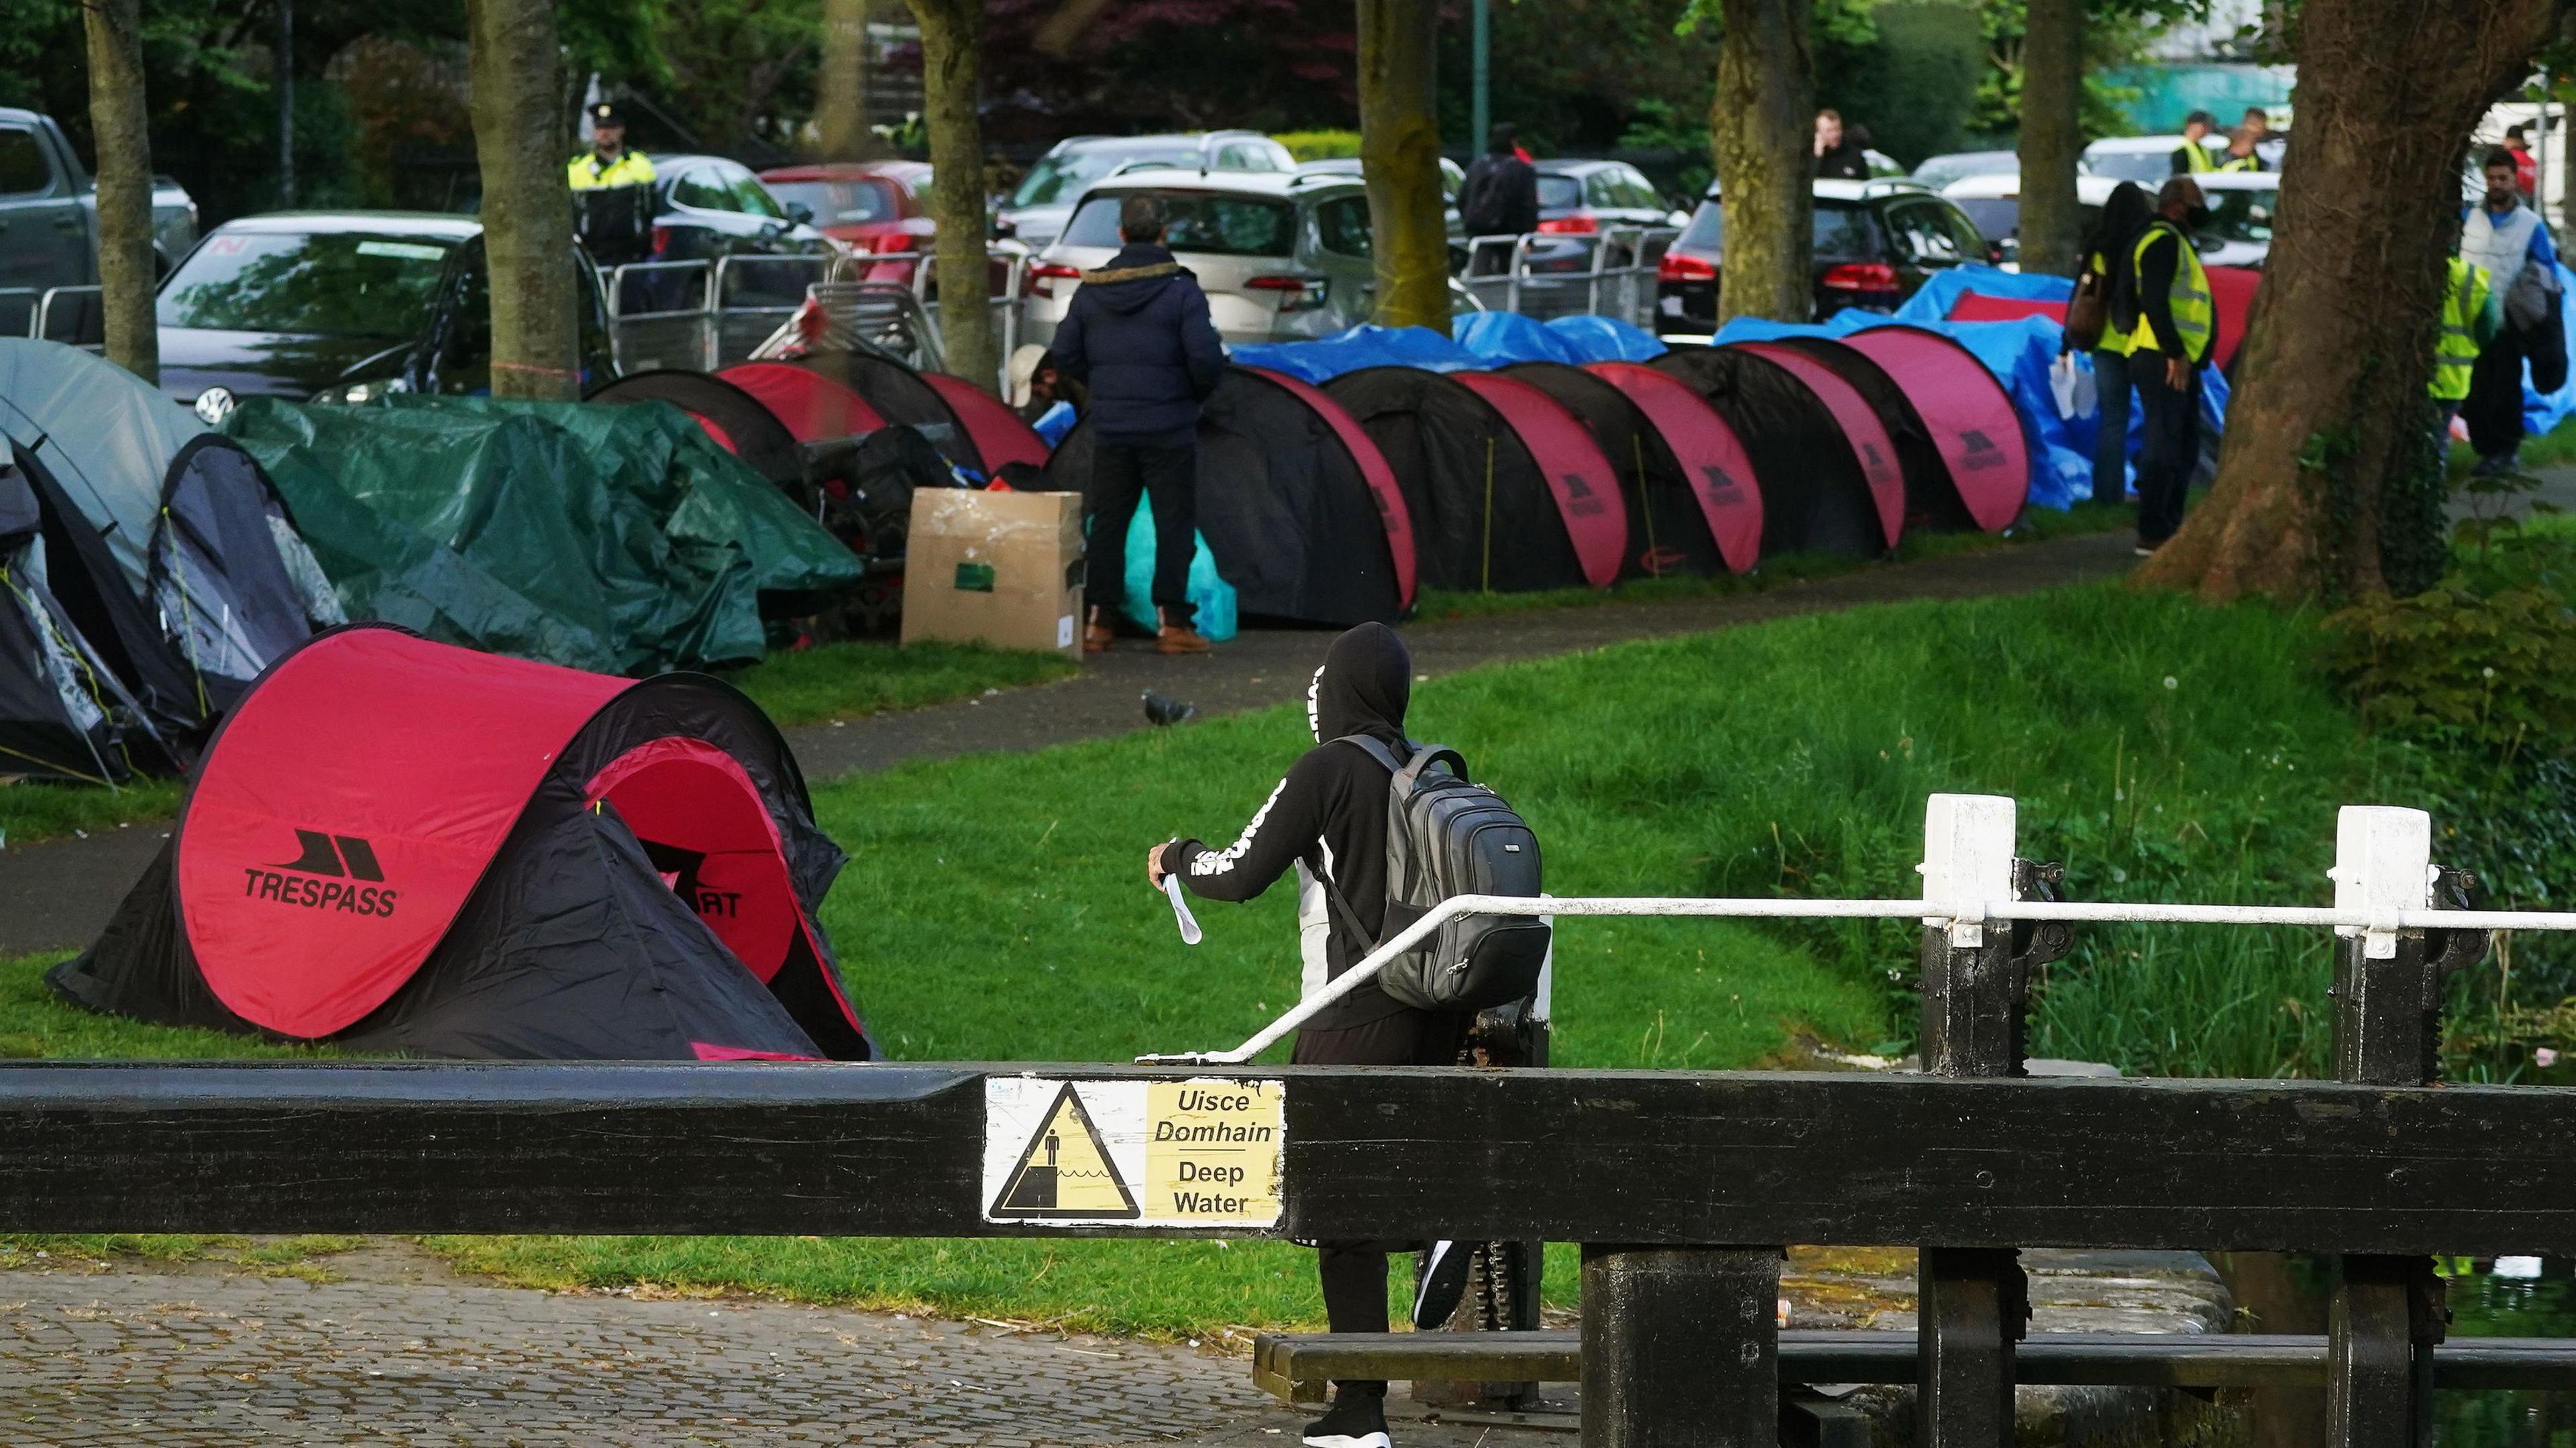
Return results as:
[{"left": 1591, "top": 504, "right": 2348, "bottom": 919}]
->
[
  {"left": 982, "top": 1078, "right": 1285, "bottom": 1228},
  {"left": 989, "top": 1082, "right": 1141, "bottom": 1219},
  {"left": 1144, "top": 1080, "right": 1283, "bottom": 1223}
]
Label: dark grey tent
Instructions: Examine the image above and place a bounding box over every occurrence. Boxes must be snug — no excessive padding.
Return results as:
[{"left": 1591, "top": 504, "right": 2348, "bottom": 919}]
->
[
  {"left": 0, "top": 440, "right": 164, "bottom": 782},
  {"left": 0, "top": 339, "right": 339, "bottom": 743}
]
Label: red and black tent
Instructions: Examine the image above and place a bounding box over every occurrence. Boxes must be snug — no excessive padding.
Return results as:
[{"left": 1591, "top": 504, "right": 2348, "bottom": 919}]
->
[
  {"left": 1500, "top": 361, "right": 1717, "bottom": 579},
  {"left": 1324, "top": 366, "right": 1625, "bottom": 594},
  {"left": 1044, "top": 365, "right": 1416, "bottom": 626},
  {"left": 1723, "top": 341, "right": 1909, "bottom": 551},
  {"left": 52, "top": 625, "right": 873, "bottom": 1062},
  {"left": 1827, "top": 326, "right": 2029, "bottom": 533},
  {"left": 1649, "top": 347, "right": 1888, "bottom": 558},
  {"left": 588, "top": 369, "right": 807, "bottom": 487},
  {"left": 716, "top": 361, "right": 889, "bottom": 444},
  {"left": 1582, "top": 361, "right": 1764, "bottom": 575},
  {"left": 784, "top": 351, "right": 1051, "bottom": 478}
]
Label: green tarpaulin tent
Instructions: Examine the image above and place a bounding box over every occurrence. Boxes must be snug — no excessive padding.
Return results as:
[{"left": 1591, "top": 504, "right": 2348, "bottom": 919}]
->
[{"left": 224, "top": 396, "right": 859, "bottom": 675}]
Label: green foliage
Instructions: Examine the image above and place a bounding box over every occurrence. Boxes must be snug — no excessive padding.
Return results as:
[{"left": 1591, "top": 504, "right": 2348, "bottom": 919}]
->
[
  {"left": 1967, "top": 0, "right": 2187, "bottom": 141},
  {"left": 1817, "top": 1, "right": 1988, "bottom": 166},
  {"left": 2322, "top": 552, "right": 2576, "bottom": 761},
  {"left": 1271, "top": 129, "right": 1363, "bottom": 162},
  {"left": 2379, "top": 396, "right": 2455, "bottom": 598}
]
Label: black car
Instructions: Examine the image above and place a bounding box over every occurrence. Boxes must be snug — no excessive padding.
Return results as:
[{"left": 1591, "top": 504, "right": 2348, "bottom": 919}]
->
[
  {"left": 638, "top": 154, "right": 834, "bottom": 266},
  {"left": 154, "top": 213, "right": 616, "bottom": 413},
  {"left": 1653, "top": 178, "right": 1998, "bottom": 338}
]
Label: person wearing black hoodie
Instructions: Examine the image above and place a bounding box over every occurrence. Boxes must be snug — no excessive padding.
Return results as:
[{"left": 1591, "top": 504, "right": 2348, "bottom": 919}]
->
[
  {"left": 1147, "top": 622, "right": 1474, "bottom": 1448},
  {"left": 1051, "top": 194, "right": 1227, "bottom": 655}
]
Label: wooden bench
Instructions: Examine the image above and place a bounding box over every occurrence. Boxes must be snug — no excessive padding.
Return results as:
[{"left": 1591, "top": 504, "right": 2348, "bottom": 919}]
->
[{"left": 1249, "top": 1328, "right": 2576, "bottom": 1404}]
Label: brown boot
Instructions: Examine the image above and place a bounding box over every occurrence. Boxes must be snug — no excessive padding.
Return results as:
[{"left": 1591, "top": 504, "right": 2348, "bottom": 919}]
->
[
  {"left": 1083, "top": 606, "right": 1115, "bottom": 655},
  {"left": 1155, "top": 608, "right": 1211, "bottom": 655}
]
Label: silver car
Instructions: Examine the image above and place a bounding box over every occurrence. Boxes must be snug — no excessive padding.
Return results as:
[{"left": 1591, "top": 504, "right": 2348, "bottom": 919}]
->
[
  {"left": 1020, "top": 169, "right": 1469, "bottom": 347},
  {"left": 998, "top": 131, "right": 1297, "bottom": 249}
]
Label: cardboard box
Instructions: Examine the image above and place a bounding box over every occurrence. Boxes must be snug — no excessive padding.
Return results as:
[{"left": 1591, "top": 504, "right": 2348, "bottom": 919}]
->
[{"left": 900, "top": 489, "right": 1086, "bottom": 659}]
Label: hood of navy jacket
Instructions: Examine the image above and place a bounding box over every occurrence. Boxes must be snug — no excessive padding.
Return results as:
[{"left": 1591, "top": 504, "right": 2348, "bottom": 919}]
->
[
  {"left": 1079, "top": 244, "right": 1194, "bottom": 316},
  {"left": 1307, "top": 622, "right": 1411, "bottom": 746}
]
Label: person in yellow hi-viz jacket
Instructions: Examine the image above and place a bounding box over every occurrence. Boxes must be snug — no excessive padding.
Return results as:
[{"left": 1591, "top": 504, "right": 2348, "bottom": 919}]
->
[
  {"left": 2117, "top": 176, "right": 2214, "bottom": 557},
  {"left": 2431, "top": 255, "right": 2500, "bottom": 443},
  {"left": 568, "top": 101, "right": 655, "bottom": 191}
]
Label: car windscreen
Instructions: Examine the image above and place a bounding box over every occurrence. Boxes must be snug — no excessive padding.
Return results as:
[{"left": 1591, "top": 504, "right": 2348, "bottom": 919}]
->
[
  {"left": 2084, "top": 149, "right": 2173, "bottom": 185},
  {"left": 2200, "top": 187, "right": 2277, "bottom": 245},
  {"left": 1913, "top": 154, "right": 2017, "bottom": 190},
  {"left": 1951, "top": 198, "right": 2018, "bottom": 243},
  {"left": 157, "top": 229, "right": 455, "bottom": 339},
  {"left": 1060, "top": 190, "right": 1296, "bottom": 256},
  {"left": 1677, "top": 199, "right": 1878, "bottom": 260},
  {"left": 764, "top": 179, "right": 897, "bottom": 225},
  {"left": 1014, "top": 146, "right": 1198, "bottom": 207},
  {"left": 1537, "top": 175, "right": 1582, "bottom": 210}
]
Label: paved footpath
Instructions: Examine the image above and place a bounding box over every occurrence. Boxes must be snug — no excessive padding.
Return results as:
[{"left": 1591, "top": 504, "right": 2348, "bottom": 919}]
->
[{"left": 0, "top": 532, "right": 2133, "bottom": 955}]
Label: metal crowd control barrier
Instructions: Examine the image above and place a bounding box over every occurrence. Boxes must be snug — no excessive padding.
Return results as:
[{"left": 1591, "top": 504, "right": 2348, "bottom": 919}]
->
[
  {"left": 6, "top": 794, "right": 2572, "bottom": 1448},
  {"left": 743, "top": 247, "right": 1030, "bottom": 392},
  {"left": 32, "top": 284, "right": 103, "bottom": 346},
  {"left": 602, "top": 256, "right": 834, "bottom": 374},
  {"left": 1460, "top": 226, "right": 1677, "bottom": 329}
]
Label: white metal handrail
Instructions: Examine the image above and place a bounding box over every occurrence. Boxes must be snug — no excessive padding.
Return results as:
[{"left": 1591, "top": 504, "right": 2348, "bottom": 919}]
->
[
  {"left": 35, "top": 285, "right": 101, "bottom": 345},
  {"left": 1139, "top": 797, "right": 2576, "bottom": 1066}
]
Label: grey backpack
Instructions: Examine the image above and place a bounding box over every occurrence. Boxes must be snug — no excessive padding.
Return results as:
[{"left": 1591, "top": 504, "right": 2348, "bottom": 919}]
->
[{"left": 1327, "top": 736, "right": 1552, "bottom": 1012}]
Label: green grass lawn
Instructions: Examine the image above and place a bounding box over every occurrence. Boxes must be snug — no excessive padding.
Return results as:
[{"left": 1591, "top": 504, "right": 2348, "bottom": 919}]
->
[
  {"left": 1413, "top": 496, "right": 2133, "bottom": 622},
  {"left": 0, "top": 578, "right": 2414, "bottom": 1336}
]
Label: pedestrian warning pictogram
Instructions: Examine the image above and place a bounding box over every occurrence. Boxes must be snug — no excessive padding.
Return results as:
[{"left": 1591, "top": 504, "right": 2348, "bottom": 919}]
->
[{"left": 988, "top": 1082, "right": 1140, "bottom": 1219}]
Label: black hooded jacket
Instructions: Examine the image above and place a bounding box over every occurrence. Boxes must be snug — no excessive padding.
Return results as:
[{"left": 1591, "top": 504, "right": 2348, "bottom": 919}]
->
[
  {"left": 1172, "top": 622, "right": 1416, "bottom": 1029},
  {"left": 1050, "top": 242, "right": 1227, "bottom": 447}
]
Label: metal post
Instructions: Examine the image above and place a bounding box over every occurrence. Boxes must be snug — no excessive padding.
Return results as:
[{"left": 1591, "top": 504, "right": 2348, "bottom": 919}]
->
[
  {"left": 1917, "top": 792, "right": 2030, "bottom": 1447},
  {"left": 276, "top": 0, "right": 295, "bottom": 207},
  {"left": 2325, "top": 805, "right": 2448, "bottom": 1448},
  {"left": 1580, "top": 1245, "right": 1779, "bottom": 1448},
  {"left": 1471, "top": 0, "right": 1490, "bottom": 158}
]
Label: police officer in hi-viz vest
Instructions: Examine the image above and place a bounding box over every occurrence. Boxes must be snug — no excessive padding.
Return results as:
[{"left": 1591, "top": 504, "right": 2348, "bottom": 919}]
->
[
  {"left": 569, "top": 101, "right": 655, "bottom": 192},
  {"left": 568, "top": 101, "right": 657, "bottom": 273}
]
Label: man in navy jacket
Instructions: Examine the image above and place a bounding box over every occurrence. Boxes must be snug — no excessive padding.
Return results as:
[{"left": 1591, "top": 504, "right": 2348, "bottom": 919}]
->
[{"left": 1050, "top": 196, "right": 1227, "bottom": 653}]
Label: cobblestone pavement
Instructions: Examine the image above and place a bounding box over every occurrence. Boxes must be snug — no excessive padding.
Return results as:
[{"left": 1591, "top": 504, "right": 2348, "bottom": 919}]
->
[{"left": 0, "top": 1264, "right": 1273, "bottom": 1446}]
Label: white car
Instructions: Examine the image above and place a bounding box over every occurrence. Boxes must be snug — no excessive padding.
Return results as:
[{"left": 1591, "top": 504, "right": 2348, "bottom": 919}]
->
[
  {"left": 1941, "top": 173, "right": 2125, "bottom": 268},
  {"left": 2187, "top": 171, "right": 2278, "bottom": 268},
  {"left": 1019, "top": 168, "right": 1473, "bottom": 347},
  {"left": 2081, "top": 135, "right": 2228, "bottom": 186}
]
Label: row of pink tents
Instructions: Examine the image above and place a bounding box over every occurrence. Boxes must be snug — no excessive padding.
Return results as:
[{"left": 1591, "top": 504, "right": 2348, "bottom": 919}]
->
[{"left": 591, "top": 327, "right": 2032, "bottom": 628}]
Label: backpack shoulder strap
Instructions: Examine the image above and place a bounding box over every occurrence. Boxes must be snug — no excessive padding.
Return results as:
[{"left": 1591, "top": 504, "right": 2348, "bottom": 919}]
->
[
  {"left": 1333, "top": 734, "right": 1472, "bottom": 788},
  {"left": 1333, "top": 733, "right": 1409, "bottom": 776}
]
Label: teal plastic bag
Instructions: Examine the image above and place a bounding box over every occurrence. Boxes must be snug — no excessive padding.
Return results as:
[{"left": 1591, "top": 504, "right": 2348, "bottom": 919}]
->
[{"left": 1120, "top": 509, "right": 1237, "bottom": 641}]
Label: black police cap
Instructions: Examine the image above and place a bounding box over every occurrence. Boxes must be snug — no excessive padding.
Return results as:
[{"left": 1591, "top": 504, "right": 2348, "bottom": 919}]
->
[{"left": 590, "top": 101, "right": 628, "bottom": 127}]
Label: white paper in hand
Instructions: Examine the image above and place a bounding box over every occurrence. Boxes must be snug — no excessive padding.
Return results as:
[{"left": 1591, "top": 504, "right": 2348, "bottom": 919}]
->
[{"left": 1161, "top": 873, "right": 1203, "bottom": 946}]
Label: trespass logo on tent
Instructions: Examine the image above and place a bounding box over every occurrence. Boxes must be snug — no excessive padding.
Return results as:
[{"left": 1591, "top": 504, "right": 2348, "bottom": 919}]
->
[{"left": 242, "top": 829, "right": 400, "bottom": 917}]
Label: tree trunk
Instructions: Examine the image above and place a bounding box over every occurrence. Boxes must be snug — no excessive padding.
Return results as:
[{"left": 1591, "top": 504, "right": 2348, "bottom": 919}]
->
[
  {"left": 2136, "top": 0, "right": 2571, "bottom": 600},
  {"left": 907, "top": 0, "right": 1000, "bottom": 390},
  {"left": 82, "top": 0, "right": 156, "bottom": 383},
  {"left": 816, "top": 0, "right": 888, "bottom": 160},
  {"left": 2015, "top": 0, "right": 2084, "bottom": 278},
  {"left": 1710, "top": 0, "right": 1813, "bottom": 324},
  {"left": 465, "top": 0, "right": 579, "bottom": 401},
  {"left": 1357, "top": 0, "right": 1451, "bottom": 333}
]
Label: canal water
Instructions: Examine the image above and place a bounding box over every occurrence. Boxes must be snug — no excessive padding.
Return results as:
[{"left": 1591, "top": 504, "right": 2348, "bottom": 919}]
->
[{"left": 2438, "top": 1260, "right": 2576, "bottom": 1445}]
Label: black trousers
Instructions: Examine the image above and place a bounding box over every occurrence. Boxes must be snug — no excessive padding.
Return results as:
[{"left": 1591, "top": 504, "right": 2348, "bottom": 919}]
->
[
  {"left": 2133, "top": 353, "right": 2198, "bottom": 547},
  {"left": 1085, "top": 442, "right": 1196, "bottom": 628},
  {"left": 2090, "top": 348, "right": 2133, "bottom": 504},
  {"left": 1295, "top": 1007, "right": 1472, "bottom": 1398},
  {"left": 2465, "top": 331, "right": 2530, "bottom": 462}
]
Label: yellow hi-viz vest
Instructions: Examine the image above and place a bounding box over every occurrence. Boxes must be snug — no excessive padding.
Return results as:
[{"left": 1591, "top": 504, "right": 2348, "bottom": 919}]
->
[
  {"left": 2084, "top": 249, "right": 2133, "bottom": 357},
  {"left": 2128, "top": 220, "right": 2213, "bottom": 365},
  {"left": 2178, "top": 140, "right": 2216, "bottom": 174},
  {"left": 2430, "top": 257, "right": 2491, "bottom": 402},
  {"left": 569, "top": 150, "right": 657, "bottom": 190}
]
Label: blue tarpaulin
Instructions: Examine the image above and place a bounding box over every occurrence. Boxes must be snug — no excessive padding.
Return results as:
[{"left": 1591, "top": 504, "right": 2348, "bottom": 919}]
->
[
  {"left": 1232, "top": 316, "right": 1668, "bottom": 383},
  {"left": 1894, "top": 264, "right": 2075, "bottom": 323},
  {"left": 2524, "top": 263, "right": 2576, "bottom": 437}
]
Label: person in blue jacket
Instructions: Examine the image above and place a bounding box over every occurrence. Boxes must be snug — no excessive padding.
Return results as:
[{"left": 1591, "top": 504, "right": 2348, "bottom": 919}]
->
[{"left": 1050, "top": 195, "right": 1227, "bottom": 654}]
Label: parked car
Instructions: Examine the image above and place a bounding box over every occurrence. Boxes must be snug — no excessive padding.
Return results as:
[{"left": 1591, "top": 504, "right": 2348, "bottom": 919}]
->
[
  {"left": 0, "top": 107, "right": 199, "bottom": 337},
  {"left": 1939, "top": 172, "right": 2122, "bottom": 268},
  {"left": 1912, "top": 150, "right": 2021, "bottom": 192},
  {"left": 1293, "top": 156, "right": 1468, "bottom": 244},
  {"left": 642, "top": 154, "right": 835, "bottom": 266},
  {"left": 154, "top": 213, "right": 615, "bottom": 414},
  {"left": 998, "top": 131, "right": 1298, "bottom": 248},
  {"left": 2080, "top": 135, "right": 2224, "bottom": 186},
  {"left": 757, "top": 160, "right": 933, "bottom": 254},
  {"left": 1019, "top": 168, "right": 1471, "bottom": 347},
  {"left": 2188, "top": 171, "right": 2278, "bottom": 268},
  {"left": 1532, "top": 159, "right": 1685, "bottom": 235},
  {"left": 1653, "top": 178, "right": 1997, "bottom": 339}
]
